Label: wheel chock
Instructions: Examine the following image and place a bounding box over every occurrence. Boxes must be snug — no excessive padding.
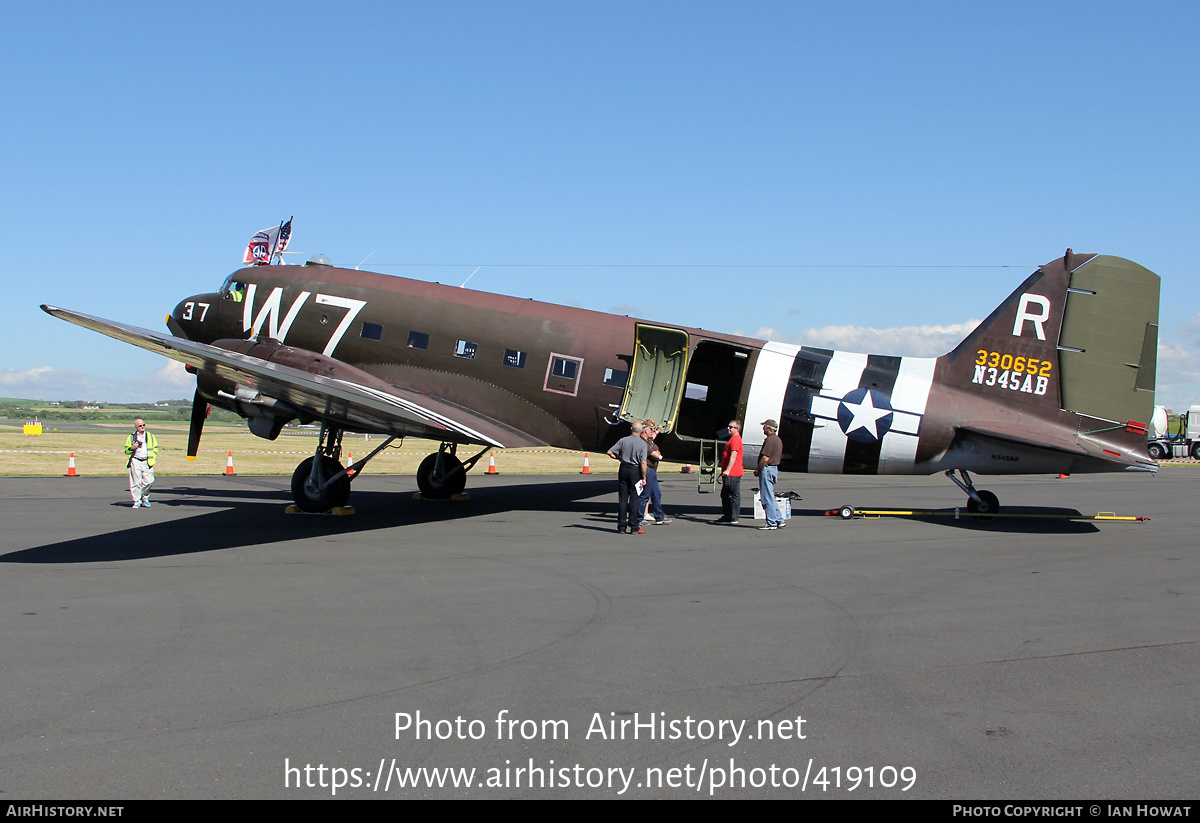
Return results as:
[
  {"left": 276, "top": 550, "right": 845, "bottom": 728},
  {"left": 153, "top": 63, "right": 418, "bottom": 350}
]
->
[{"left": 285, "top": 505, "right": 356, "bottom": 516}]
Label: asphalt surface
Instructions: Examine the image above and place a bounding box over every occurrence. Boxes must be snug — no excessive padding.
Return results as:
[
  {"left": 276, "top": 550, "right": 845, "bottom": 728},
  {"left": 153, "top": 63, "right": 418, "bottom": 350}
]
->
[{"left": 0, "top": 469, "right": 1196, "bottom": 799}]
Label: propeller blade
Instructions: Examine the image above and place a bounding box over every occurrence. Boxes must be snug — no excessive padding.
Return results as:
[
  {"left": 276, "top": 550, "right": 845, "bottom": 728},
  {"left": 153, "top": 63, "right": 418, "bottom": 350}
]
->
[{"left": 187, "top": 388, "right": 207, "bottom": 461}]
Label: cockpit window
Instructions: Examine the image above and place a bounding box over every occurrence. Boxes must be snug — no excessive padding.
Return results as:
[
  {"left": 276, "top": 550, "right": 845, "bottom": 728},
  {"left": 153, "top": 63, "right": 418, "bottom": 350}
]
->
[{"left": 221, "top": 276, "right": 248, "bottom": 302}]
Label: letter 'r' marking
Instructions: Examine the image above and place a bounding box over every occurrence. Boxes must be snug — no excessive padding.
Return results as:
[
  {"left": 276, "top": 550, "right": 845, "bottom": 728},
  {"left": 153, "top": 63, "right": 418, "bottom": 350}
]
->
[{"left": 1012, "top": 293, "right": 1050, "bottom": 340}]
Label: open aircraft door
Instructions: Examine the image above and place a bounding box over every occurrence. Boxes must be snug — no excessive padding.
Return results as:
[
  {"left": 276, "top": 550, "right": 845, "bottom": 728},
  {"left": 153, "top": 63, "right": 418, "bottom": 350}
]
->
[{"left": 618, "top": 324, "right": 690, "bottom": 433}]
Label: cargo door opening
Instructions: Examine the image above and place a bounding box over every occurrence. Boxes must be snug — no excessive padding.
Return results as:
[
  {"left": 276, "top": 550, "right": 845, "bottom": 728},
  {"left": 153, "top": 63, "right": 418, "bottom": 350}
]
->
[
  {"left": 675, "top": 341, "right": 752, "bottom": 440},
  {"left": 619, "top": 325, "right": 690, "bottom": 432}
]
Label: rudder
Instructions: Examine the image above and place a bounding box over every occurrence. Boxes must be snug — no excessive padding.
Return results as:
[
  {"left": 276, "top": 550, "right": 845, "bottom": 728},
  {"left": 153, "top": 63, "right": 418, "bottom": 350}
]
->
[{"left": 1057, "top": 255, "right": 1158, "bottom": 427}]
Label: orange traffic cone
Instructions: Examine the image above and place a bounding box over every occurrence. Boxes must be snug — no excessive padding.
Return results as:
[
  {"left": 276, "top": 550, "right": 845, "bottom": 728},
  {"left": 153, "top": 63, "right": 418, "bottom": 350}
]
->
[
  {"left": 486, "top": 452, "right": 498, "bottom": 474},
  {"left": 580, "top": 452, "right": 591, "bottom": 474},
  {"left": 224, "top": 450, "right": 236, "bottom": 477},
  {"left": 680, "top": 464, "right": 693, "bottom": 473},
  {"left": 65, "top": 452, "right": 79, "bottom": 477},
  {"left": 346, "top": 451, "right": 356, "bottom": 478}
]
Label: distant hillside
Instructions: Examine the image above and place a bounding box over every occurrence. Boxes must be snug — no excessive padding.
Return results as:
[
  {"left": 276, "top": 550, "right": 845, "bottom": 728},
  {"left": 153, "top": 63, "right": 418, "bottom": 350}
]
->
[{"left": 0, "top": 397, "right": 242, "bottom": 423}]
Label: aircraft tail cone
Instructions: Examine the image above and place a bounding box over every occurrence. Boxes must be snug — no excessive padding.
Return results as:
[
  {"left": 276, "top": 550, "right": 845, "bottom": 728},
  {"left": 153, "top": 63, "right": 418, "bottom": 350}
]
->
[
  {"left": 486, "top": 452, "right": 498, "bottom": 475},
  {"left": 580, "top": 452, "right": 591, "bottom": 474},
  {"left": 65, "top": 452, "right": 78, "bottom": 477},
  {"left": 224, "top": 450, "right": 236, "bottom": 477}
]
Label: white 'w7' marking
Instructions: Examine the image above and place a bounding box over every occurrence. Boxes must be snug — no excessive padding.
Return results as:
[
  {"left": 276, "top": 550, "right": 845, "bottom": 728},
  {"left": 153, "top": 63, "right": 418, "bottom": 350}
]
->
[{"left": 243, "top": 284, "right": 367, "bottom": 356}]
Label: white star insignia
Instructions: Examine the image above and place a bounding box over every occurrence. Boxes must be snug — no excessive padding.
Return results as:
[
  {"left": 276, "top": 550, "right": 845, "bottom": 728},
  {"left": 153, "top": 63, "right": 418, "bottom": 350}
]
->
[{"left": 841, "top": 392, "right": 891, "bottom": 440}]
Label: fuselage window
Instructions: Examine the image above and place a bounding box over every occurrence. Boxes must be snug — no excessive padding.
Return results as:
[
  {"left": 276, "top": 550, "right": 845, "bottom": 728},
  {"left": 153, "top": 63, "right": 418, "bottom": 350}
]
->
[
  {"left": 504, "top": 349, "right": 527, "bottom": 368},
  {"left": 360, "top": 322, "right": 383, "bottom": 341},
  {"left": 407, "top": 331, "right": 429, "bottom": 350},
  {"left": 552, "top": 358, "right": 577, "bottom": 379},
  {"left": 544, "top": 353, "right": 584, "bottom": 396},
  {"left": 455, "top": 340, "right": 478, "bottom": 359},
  {"left": 603, "top": 368, "right": 628, "bottom": 388}
]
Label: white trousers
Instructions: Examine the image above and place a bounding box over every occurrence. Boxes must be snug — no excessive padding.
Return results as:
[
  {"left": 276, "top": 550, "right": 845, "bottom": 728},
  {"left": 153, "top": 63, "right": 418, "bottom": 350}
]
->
[{"left": 129, "top": 460, "right": 154, "bottom": 503}]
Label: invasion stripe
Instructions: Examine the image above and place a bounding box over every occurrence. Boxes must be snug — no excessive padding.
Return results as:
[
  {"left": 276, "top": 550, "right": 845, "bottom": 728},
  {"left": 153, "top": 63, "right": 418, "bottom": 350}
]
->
[
  {"left": 778, "top": 347, "right": 832, "bottom": 473},
  {"left": 842, "top": 354, "right": 902, "bottom": 475}
]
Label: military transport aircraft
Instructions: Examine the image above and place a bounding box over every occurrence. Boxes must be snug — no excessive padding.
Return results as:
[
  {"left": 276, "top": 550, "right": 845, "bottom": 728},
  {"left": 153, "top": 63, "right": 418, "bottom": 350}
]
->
[{"left": 42, "top": 248, "right": 1159, "bottom": 515}]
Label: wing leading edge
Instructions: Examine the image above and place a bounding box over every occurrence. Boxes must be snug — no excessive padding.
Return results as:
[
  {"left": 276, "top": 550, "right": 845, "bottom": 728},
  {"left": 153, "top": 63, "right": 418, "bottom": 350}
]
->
[{"left": 41, "top": 305, "right": 548, "bottom": 449}]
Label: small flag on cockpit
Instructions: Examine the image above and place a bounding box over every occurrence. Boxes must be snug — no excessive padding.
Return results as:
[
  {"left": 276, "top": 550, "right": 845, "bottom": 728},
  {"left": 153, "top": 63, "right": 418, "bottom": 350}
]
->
[{"left": 242, "top": 217, "right": 293, "bottom": 265}]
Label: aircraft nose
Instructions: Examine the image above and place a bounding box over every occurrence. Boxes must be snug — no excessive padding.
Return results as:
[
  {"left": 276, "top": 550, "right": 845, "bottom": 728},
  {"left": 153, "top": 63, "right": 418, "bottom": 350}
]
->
[
  {"left": 167, "top": 301, "right": 187, "bottom": 337},
  {"left": 168, "top": 298, "right": 193, "bottom": 338},
  {"left": 168, "top": 293, "right": 224, "bottom": 341}
]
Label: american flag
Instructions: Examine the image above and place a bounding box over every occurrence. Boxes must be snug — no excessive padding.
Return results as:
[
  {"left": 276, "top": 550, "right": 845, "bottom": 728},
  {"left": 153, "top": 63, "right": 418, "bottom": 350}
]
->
[{"left": 242, "top": 217, "right": 294, "bottom": 265}]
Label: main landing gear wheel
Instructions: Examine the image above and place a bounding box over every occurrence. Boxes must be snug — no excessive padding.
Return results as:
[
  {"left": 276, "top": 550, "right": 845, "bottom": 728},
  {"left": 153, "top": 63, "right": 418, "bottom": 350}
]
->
[
  {"left": 291, "top": 456, "right": 351, "bottom": 513},
  {"left": 966, "top": 489, "right": 1000, "bottom": 519},
  {"left": 1147, "top": 442, "right": 1167, "bottom": 460},
  {"left": 417, "top": 453, "right": 466, "bottom": 499}
]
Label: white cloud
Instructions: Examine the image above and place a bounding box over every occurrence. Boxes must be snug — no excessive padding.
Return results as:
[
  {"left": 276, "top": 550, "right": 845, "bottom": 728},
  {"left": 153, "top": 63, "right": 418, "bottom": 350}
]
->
[
  {"left": 756, "top": 320, "right": 982, "bottom": 358},
  {"left": 0, "top": 366, "right": 56, "bottom": 386},
  {"left": 150, "top": 360, "right": 193, "bottom": 390},
  {"left": 0, "top": 363, "right": 194, "bottom": 403},
  {"left": 1154, "top": 335, "right": 1200, "bottom": 411},
  {"left": 751, "top": 320, "right": 1200, "bottom": 411}
]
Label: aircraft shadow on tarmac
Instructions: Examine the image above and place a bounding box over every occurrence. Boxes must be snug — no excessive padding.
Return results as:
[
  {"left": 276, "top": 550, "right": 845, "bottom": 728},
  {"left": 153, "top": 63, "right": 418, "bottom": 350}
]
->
[
  {"left": 2, "top": 475, "right": 1102, "bottom": 564},
  {"left": 2, "top": 477, "right": 617, "bottom": 563},
  {"left": 817, "top": 506, "right": 1102, "bottom": 534}
]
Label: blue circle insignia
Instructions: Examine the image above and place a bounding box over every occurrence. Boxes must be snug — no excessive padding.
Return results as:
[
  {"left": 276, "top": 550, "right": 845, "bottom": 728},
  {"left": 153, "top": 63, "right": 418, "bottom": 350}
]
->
[{"left": 836, "top": 387, "right": 894, "bottom": 443}]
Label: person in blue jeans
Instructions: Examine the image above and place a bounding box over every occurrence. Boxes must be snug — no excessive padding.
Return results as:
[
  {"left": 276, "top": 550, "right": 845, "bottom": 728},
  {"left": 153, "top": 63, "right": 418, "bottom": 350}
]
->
[
  {"left": 755, "top": 419, "right": 785, "bottom": 530},
  {"left": 639, "top": 420, "right": 671, "bottom": 524}
]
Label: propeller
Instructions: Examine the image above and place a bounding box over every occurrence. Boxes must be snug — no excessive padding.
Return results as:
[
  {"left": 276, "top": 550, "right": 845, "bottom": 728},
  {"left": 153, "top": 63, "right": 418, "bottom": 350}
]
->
[{"left": 187, "top": 388, "right": 208, "bottom": 461}]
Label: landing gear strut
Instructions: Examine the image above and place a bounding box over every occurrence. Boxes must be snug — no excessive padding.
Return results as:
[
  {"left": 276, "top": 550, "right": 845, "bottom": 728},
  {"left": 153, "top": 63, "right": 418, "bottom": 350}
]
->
[
  {"left": 416, "top": 442, "right": 490, "bottom": 499},
  {"left": 292, "top": 425, "right": 350, "bottom": 512},
  {"left": 289, "top": 424, "right": 397, "bottom": 512},
  {"left": 945, "top": 469, "right": 1000, "bottom": 518}
]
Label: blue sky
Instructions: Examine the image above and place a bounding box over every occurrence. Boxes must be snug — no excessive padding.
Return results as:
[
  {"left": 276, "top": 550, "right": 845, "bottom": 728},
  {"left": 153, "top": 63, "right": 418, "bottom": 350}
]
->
[{"left": 3, "top": 1, "right": 1197, "bottom": 408}]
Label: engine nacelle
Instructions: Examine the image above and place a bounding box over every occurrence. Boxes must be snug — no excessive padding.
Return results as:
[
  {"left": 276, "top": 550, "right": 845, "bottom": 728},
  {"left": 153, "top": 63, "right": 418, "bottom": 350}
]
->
[{"left": 191, "top": 337, "right": 401, "bottom": 441}]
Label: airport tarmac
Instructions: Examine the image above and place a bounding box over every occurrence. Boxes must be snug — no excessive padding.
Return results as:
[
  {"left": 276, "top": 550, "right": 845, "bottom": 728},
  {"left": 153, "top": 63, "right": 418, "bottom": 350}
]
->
[{"left": 0, "top": 469, "right": 1196, "bottom": 799}]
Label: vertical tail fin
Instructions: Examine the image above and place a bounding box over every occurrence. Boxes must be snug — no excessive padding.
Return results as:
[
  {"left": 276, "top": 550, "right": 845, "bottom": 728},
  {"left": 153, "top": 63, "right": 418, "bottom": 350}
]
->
[{"left": 943, "top": 252, "right": 1159, "bottom": 427}]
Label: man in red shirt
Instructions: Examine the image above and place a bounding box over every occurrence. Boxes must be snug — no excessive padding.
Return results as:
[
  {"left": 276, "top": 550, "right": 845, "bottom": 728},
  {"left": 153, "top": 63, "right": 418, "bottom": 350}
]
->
[{"left": 714, "top": 420, "right": 744, "bottom": 525}]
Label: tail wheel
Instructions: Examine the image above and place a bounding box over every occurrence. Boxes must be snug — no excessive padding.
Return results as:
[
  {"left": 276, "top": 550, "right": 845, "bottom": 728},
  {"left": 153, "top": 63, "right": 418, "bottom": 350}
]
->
[
  {"left": 966, "top": 489, "right": 1000, "bottom": 520},
  {"left": 417, "top": 453, "right": 466, "bottom": 499},
  {"left": 290, "top": 456, "right": 351, "bottom": 513}
]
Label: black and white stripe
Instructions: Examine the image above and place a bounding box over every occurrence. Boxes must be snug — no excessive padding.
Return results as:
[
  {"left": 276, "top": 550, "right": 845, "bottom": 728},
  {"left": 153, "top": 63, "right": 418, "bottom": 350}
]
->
[{"left": 743, "top": 344, "right": 935, "bottom": 475}]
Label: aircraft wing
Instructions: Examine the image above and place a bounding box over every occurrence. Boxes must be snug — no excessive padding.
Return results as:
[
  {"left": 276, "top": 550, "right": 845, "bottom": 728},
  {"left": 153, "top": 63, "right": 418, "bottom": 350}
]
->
[{"left": 41, "top": 305, "right": 547, "bottom": 448}]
